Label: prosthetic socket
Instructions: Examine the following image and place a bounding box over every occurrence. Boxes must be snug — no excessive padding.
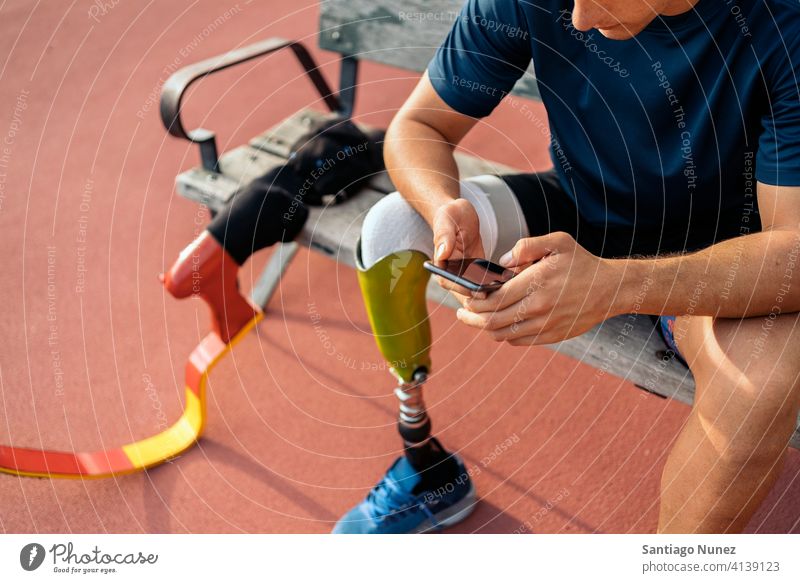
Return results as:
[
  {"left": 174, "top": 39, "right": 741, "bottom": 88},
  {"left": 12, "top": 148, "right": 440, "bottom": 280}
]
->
[{"left": 354, "top": 238, "right": 434, "bottom": 447}]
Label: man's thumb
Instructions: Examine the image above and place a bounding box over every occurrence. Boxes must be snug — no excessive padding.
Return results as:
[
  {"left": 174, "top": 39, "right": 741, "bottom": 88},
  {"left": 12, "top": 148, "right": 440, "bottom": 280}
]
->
[
  {"left": 433, "top": 226, "right": 455, "bottom": 261},
  {"left": 499, "top": 233, "right": 559, "bottom": 267}
]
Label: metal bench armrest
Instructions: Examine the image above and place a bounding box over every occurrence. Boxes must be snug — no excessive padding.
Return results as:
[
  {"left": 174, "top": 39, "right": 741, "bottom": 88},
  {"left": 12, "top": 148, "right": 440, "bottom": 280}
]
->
[{"left": 159, "top": 37, "right": 340, "bottom": 171}]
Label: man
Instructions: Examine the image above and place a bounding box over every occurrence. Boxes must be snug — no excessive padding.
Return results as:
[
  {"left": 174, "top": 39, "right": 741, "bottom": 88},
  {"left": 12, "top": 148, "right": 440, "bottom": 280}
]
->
[{"left": 333, "top": 0, "right": 800, "bottom": 534}]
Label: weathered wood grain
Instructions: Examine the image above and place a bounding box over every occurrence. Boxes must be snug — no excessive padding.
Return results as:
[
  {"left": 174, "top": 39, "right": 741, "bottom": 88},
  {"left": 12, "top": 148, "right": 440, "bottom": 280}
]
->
[{"left": 318, "top": 0, "right": 540, "bottom": 101}]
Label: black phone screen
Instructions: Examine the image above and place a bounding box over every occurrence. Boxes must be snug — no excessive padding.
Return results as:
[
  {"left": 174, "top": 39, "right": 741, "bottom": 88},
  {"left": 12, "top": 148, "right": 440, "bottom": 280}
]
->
[{"left": 436, "top": 258, "right": 516, "bottom": 290}]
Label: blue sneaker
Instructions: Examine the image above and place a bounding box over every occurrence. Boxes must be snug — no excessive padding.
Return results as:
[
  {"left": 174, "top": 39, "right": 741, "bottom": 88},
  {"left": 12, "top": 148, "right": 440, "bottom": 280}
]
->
[{"left": 332, "top": 454, "right": 477, "bottom": 534}]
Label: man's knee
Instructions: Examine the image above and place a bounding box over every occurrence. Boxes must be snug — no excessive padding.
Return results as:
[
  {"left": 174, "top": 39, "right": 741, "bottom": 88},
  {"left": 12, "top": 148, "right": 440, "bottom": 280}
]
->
[
  {"left": 360, "top": 191, "right": 434, "bottom": 269},
  {"left": 678, "top": 312, "right": 800, "bottom": 382},
  {"left": 359, "top": 174, "right": 524, "bottom": 269},
  {"left": 672, "top": 314, "right": 708, "bottom": 368},
  {"left": 678, "top": 313, "right": 800, "bottom": 458}
]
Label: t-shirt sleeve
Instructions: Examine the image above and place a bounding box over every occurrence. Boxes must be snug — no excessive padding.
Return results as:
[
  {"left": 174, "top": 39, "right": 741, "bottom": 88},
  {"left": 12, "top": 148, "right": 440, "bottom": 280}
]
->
[
  {"left": 426, "top": 0, "right": 532, "bottom": 118},
  {"left": 756, "top": 36, "right": 800, "bottom": 186}
]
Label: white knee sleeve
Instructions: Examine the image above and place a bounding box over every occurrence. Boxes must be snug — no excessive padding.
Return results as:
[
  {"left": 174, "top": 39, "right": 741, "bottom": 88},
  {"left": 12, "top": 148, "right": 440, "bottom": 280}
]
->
[
  {"left": 360, "top": 191, "right": 437, "bottom": 270},
  {"left": 360, "top": 176, "right": 528, "bottom": 270}
]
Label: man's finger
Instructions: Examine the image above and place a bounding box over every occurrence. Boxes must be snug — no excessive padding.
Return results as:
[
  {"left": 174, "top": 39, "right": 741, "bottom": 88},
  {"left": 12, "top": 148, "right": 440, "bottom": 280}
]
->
[
  {"left": 498, "top": 232, "right": 565, "bottom": 268},
  {"left": 455, "top": 296, "right": 544, "bottom": 330},
  {"left": 438, "top": 279, "right": 472, "bottom": 306},
  {"left": 435, "top": 274, "right": 472, "bottom": 296},
  {"left": 434, "top": 275, "right": 487, "bottom": 299},
  {"left": 457, "top": 309, "right": 551, "bottom": 341},
  {"left": 447, "top": 289, "right": 472, "bottom": 307},
  {"left": 463, "top": 261, "right": 550, "bottom": 312},
  {"left": 432, "top": 216, "right": 456, "bottom": 262}
]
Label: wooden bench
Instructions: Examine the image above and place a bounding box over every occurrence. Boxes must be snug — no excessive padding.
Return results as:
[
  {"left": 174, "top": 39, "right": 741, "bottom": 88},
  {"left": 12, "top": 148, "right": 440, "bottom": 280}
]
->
[{"left": 159, "top": 0, "right": 800, "bottom": 448}]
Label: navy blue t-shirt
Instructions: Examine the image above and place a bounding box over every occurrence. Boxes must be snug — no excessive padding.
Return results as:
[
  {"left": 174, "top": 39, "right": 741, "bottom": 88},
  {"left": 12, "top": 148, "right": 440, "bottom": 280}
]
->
[{"left": 427, "top": 0, "right": 800, "bottom": 239}]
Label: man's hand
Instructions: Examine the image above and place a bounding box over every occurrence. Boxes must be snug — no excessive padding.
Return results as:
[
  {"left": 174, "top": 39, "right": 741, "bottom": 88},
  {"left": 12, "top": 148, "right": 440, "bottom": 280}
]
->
[
  {"left": 432, "top": 197, "right": 485, "bottom": 261},
  {"left": 383, "top": 70, "right": 484, "bottom": 302},
  {"left": 454, "top": 232, "right": 622, "bottom": 345},
  {"left": 430, "top": 198, "right": 488, "bottom": 297}
]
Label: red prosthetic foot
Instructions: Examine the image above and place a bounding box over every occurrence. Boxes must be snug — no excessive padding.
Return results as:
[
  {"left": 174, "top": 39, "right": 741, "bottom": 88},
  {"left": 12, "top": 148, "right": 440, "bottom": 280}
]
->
[{"left": 160, "top": 231, "right": 258, "bottom": 343}]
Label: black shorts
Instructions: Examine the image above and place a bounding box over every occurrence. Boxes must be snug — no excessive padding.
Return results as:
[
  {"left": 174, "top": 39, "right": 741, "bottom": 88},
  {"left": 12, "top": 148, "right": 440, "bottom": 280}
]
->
[{"left": 500, "top": 170, "right": 761, "bottom": 259}]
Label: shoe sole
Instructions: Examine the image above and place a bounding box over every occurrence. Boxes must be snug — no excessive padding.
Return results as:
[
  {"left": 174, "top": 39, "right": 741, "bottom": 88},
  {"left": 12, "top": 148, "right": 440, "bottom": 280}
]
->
[{"left": 410, "top": 484, "right": 478, "bottom": 534}]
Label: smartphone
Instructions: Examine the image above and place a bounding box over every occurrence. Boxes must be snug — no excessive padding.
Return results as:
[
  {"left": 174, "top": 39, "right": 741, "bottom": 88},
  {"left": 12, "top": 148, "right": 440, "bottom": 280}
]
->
[{"left": 423, "top": 257, "right": 516, "bottom": 293}]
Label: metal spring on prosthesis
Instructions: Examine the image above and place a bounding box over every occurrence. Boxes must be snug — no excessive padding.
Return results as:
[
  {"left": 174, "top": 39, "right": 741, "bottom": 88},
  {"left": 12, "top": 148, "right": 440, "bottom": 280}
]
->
[{"left": 395, "top": 369, "right": 429, "bottom": 428}]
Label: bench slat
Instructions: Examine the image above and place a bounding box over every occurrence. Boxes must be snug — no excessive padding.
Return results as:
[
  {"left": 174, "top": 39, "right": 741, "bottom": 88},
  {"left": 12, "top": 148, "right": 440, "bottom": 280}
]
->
[
  {"left": 318, "top": 0, "right": 540, "bottom": 101},
  {"left": 248, "top": 109, "right": 338, "bottom": 157}
]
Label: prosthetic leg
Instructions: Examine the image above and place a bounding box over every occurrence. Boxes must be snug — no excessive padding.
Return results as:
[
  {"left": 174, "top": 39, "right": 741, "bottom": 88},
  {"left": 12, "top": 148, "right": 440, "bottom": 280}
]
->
[
  {"left": 353, "top": 239, "right": 455, "bottom": 477},
  {"left": 334, "top": 177, "right": 529, "bottom": 532},
  {"left": 330, "top": 236, "right": 474, "bottom": 533},
  {"left": 355, "top": 242, "right": 431, "bottom": 440}
]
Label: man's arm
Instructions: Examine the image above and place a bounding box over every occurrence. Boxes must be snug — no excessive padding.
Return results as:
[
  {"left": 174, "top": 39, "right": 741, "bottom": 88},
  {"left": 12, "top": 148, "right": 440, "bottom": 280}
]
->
[
  {"left": 455, "top": 183, "right": 800, "bottom": 345},
  {"left": 384, "top": 70, "right": 478, "bottom": 226},
  {"left": 385, "top": 71, "right": 492, "bottom": 264},
  {"left": 385, "top": 0, "right": 531, "bottom": 263},
  {"left": 616, "top": 182, "right": 800, "bottom": 318}
]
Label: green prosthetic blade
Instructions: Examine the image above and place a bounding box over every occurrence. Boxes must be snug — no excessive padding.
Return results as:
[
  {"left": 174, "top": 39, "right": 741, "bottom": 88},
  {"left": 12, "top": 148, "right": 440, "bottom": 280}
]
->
[{"left": 355, "top": 239, "right": 432, "bottom": 384}]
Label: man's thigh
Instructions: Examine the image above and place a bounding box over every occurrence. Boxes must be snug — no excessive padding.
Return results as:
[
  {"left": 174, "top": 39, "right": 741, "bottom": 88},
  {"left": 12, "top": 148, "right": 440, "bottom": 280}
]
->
[
  {"left": 499, "top": 171, "right": 760, "bottom": 259},
  {"left": 499, "top": 171, "right": 648, "bottom": 258},
  {"left": 499, "top": 170, "right": 580, "bottom": 242}
]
